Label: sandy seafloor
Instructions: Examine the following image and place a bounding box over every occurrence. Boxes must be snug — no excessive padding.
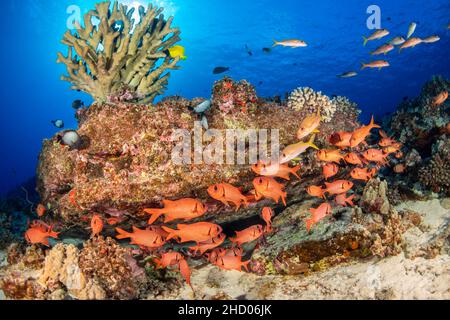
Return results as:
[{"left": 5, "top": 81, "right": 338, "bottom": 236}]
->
[{"left": 0, "top": 199, "right": 448, "bottom": 300}]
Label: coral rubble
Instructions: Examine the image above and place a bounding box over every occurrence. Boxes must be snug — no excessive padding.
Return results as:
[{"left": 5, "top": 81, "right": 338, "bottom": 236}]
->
[{"left": 57, "top": 1, "right": 181, "bottom": 103}]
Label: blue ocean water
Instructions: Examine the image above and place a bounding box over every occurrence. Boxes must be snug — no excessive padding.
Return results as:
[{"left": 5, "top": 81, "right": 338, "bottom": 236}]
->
[{"left": 0, "top": 0, "right": 449, "bottom": 196}]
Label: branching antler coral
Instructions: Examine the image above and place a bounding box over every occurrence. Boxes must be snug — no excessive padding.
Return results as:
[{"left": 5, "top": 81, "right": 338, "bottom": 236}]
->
[{"left": 57, "top": 1, "right": 181, "bottom": 103}]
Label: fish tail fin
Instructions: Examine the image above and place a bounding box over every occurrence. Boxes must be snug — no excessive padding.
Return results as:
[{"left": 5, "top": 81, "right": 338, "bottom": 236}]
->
[
  {"left": 153, "top": 258, "right": 162, "bottom": 268},
  {"left": 360, "top": 61, "right": 367, "bottom": 70},
  {"left": 370, "top": 115, "right": 381, "bottom": 128},
  {"left": 161, "top": 226, "right": 177, "bottom": 240},
  {"left": 305, "top": 219, "right": 313, "bottom": 233},
  {"left": 347, "top": 194, "right": 356, "bottom": 206},
  {"left": 115, "top": 227, "right": 131, "bottom": 239},
  {"left": 48, "top": 230, "right": 59, "bottom": 239},
  {"left": 272, "top": 39, "right": 279, "bottom": 47},
  {"left": 362, "top": 36, "right": 368, "bottom": 46},
  {"left": 143, "top": 208, "right": 164, "bottom": 225},
  {"left": 242, "top": 260, "right": 250, "bottom": 272},
  {"left": 281, "top": 192, "right": 287, "bottom": 206},
  {"left": 291, "top": 165, "right": 301, "bottom": 179},
  {"left": 307, "top": 134, "right": 319, "bottom": 150}
]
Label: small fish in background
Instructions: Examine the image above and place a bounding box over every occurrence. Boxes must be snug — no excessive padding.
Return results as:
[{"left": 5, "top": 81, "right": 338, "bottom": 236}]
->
[
  {"left": 370, "top": 44, "right": 394, "bottom": 55},
  {"left": 393, "top": 163, "right": 406, "bottom": 173},
  {"left": 432, "top": 91, "right": 448, "bottom": 106},
  {"left": 322, "top": 163, "right": 339, "bottom": 180},
  {"left": 360, "top": 60, "right": 390, "bottom": 70},
  {"left": 213, "top": 66, "right": 229, "bottom": 74},
  {"left": 193, "top": 99, "right": 211, "bottom": 113},
  {"left": 421, "top": 35, "right": 440, "bottom": 43},
  {"left": 305, "top": 202, "right": 332, "bottom": 232},
  {"left": 407, "top": 22, "right": 417, "bottom": 39},
  {"left": 51, "top": 119, "right": 64, "bottom": 128},
  {"left": 90, "top": 214, "right": 103, "bottom": 237},
  {"left": 36, "top": 204, "right": 46, "bottom": 217},
  {"left": 279, "top": 135, "right": 319, "bottom": 164},
  {"left": 272, "top": 39, "right": 307, "bottom": 48},
  {"left": 245, "top": 44, "right": 253, "bottom": 56},
  {"left": 337, "top": 71, "right": 357, "bottom": 78},
  {"left": 262, "top": 47, "right": 272, "bottom": 54},
  {"left": 168, "top": 45, "right": 187, "bottom": 60},
  {"left": 399, "top": 37, "right": 422, "bottom": 51},
  {"left": 72, "top": 99, "right": 84, "bottom": 109},
  {"left": 389, "top": 36, "right": 406, "bottom": 46},
  {"left": 362, "top": 29, "right": 390, "bottom": 46}
]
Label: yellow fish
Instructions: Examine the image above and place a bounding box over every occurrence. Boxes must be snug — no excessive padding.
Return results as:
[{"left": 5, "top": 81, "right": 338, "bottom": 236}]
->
[
  {"left": 168, "top": 45, "right": 187, "bottom": 60},
  {"left": 297, "top": 110, "right": 321, "bottom": 140},
  {"left": 280, "top": 135, "right": 319, "bottom": 164}
]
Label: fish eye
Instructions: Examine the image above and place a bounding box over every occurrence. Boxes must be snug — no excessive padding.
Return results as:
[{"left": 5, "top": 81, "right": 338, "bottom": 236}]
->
[
  {"left": 259, "top": 178, "right": 263, "bottom": 183},
  {"left": 213, "top": 185, "right": 218, "bottom": 191}
]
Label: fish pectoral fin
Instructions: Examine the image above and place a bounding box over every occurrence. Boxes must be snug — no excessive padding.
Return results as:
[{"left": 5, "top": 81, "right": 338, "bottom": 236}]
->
[{"left": 312, "top": 129, "right": 320, "bottom": 133}]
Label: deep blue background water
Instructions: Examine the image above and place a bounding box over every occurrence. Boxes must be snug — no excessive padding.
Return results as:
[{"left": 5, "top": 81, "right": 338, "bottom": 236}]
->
[{"left": 0, "top": 0, "right": 449, "bottom": 196}]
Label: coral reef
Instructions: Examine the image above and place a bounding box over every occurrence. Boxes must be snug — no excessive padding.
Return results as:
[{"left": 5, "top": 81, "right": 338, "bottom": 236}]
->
[
  {"left": 57, "top": 1, "right": 181, "bottom": 103},
  {"left": 0, "top": 237, "right": 148, "bottom": 300},
  {"left": 211, "top": 77, "right": 258, "bottom": 114},
  {"left": 37, "top": 78, "right": 359, "bottom": 226},
  {"left": 287, "top": 87, "right": 336, "bottom": 122}
]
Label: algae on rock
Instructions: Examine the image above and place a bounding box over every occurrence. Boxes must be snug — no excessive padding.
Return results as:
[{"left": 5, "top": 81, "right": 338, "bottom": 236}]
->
[{"left": 57, "top": 1, "right": 181, "bottom": 103}]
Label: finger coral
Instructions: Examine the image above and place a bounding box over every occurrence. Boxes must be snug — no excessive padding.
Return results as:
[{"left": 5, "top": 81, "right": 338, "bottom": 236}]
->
[
  {"left": 57, "top": 1, "right": 181, "bottom": 103},
  {"left": 418, "top": 152, "right": 450, "bottom": 194}
]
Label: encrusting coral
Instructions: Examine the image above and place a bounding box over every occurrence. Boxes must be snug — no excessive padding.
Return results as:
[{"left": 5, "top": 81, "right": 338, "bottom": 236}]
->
[
  {"left": 0, "top": 237, "right": 148, "bottom": 300},
  {"left": 57, "top": 1, "right": 181, "bottom": 103}
]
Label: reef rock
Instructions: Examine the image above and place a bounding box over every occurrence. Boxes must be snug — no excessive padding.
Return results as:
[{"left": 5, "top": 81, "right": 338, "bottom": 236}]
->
[{"left": 36, "top": 79, "right": 360, "bottom": 226}]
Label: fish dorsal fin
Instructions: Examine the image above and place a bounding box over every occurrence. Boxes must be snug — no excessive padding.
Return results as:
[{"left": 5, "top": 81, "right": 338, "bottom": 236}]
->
[
  {"left": 132, "top": 226, "right": 140, "bottom": 232},
  {"left": 177, "top": 224, "right": 188, "bottom": 229}
]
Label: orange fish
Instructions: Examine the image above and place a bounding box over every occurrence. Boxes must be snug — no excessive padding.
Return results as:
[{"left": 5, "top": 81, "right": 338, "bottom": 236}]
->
[
  {"left": 335, "top": 194, "right": 355, "bottom": 207},
  {"left": 144, "top": 198, "right": 207, "bottom": 224},
  {"left": 362, "top": 148, "right": 388, "bottom": 164},
  {"left": 90, "top": 214, "right": 103, "bottom": 237},
  {"left": 205, "top": 248, "right": 227, "bottom": 263},
  {"left": 296, "top": 110, "right": 321, "bottom": 140},
  {"left": 393, "top": 163, "right": 406, "bottom": 173},
  {"left": 178, "top": 258, "right": 194, "bottom": 291},
  {"left": 69, "top": 189, "right": 83, "bottom": 210},
  {"left": 383, "top": 145, "right": 401, "bottom": 155},
  {"left": 432, "top": 91, "right": 448, "bottom": 106},
  {"left": 329, "top": 131, "right": 352, "bottom": 149},
  {"left": 162, "top": 222, "right": 223, "bottom": 243},
  {"left": 322, "top": 163, "right": 339, "bottom": 180},
  {"left": 154, "top": 251, "right": 184, "bottom": 269},
  {"left": 36, "top": 204, "right": 46, "bottom": 217},
  {"left": 230, "top": 224, "right": 264, "bottom": 246},
  {"left": 106, "top": 217, "right": 123, "bottom": 225},
  {"left": 116, "top": 226, "right": 166, "bottom": 249},
  {"left": 24, "top": 221, "right": 59, "bottom": 247},
  {"left": 306, "top": 185, "right": 325, "bottom": 199},
  {"left": 251, "top": 160, "right": 300, "bottom": 180},
  {"left": 399, "top": 37, "right": 422, "bottom": 51},
  {"left": 261, "top": 207, "right": 274, "bottom": 233},
  {"left": 188, "top": 233, "right": 226, "bottom": 255},
  {"left": 378, "top": 130, "right": 396, "bottom": 147},
  {"left": 344, "top": 152, "right": 364, "bottom": 165},
  {"left": 323, "top": 180, "right": 353, "bottom": 195},
  {"left": 153, "top": 251, "right": 184, "bottom": 268},
  {"left": 349, "top": 116, "right": 381, "bottom": 148},
  {"left": 350, "top": 167, "right": 376, "bottom": 182},
  {"left": 253, "top": 177, "right": 287, "bottom": 206},
  {"left": 305, "top": 202, "right": 332, "bottom": 232},
  {"left": 316, "top": 149, "right": 345, "bottom": 164},
  {"left": 207, "top": 183, "right": 248, "bottom": 211},
  {"left": 395, "top": 151, "right": 403, "bottom": 159},
  {"left": 213, "top": 254, "right": 250, "bottom": 272}
]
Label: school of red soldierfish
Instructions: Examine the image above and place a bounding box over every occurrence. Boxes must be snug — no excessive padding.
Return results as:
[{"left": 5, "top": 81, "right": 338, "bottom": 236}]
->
[{"left": 24, "top": 107, "right": 421, "bottom": 291}]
